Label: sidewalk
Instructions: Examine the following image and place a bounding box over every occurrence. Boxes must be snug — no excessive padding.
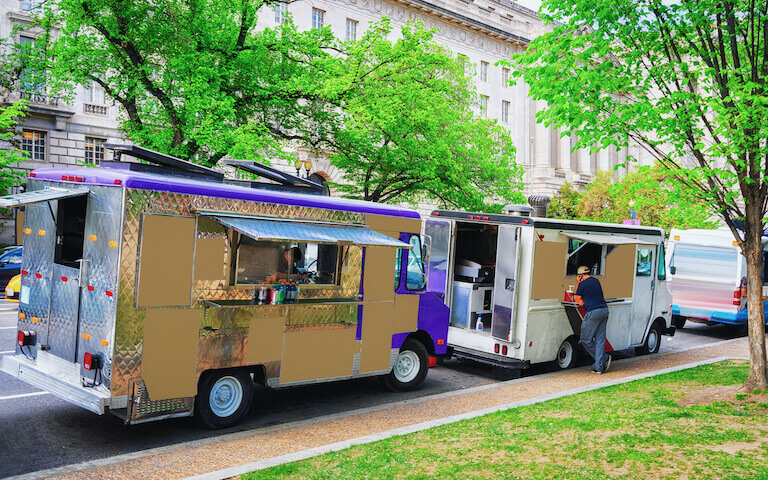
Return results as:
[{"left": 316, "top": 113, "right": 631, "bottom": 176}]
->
[{"left": 27, "top": 337, "right": 754, "bottom": 480}]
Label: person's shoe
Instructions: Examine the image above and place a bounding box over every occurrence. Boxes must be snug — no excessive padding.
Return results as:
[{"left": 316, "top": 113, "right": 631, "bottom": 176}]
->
[
  {"left": 591, "top": 368, "right": 603, "bottom": 374},
  {"left": 603, "top": 355, "right": 612, "bottom": 373}
]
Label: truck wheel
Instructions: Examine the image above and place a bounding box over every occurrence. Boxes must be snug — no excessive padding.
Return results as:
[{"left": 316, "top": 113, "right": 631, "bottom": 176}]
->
[
  {"left": 196, "top": 369, "right": 253, "bottom": 429},
  {"left": 382, "top": 338, "right": 429, "bottom": 392},
  {"left": 671, "top": 315, "right": 686, "bottom": 329},
  {"left": 555, "top": 337, "right": 579, "bottom": 370},
  {"left": 635, "top": 321, "right": 662, "bottom": 356}
]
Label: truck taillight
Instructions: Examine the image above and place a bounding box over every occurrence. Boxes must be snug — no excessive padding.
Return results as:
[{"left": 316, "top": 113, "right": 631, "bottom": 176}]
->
[
  {"left": 83, "top": 352, "right": 103, "bottom": 371},
  {"left": 17, "top": 330, "right": 36, "bottom": 347},
  {"left": 733, "top": 289, "right": 742, "bottom": 305}
]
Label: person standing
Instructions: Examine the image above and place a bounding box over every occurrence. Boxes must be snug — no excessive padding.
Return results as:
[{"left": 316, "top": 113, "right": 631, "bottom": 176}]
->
[{"left": 574, "top": 265, "right": 611, "bottom": 374}]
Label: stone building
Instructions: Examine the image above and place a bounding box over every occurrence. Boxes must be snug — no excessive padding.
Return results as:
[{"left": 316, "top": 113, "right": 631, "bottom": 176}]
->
[{"left": 0, "top": 0, "right": 653, "bottom": 243}]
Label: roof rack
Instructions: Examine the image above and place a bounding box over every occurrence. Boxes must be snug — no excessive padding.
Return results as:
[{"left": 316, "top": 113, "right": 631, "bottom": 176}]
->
[{"left": 102, "top": 144, "right": 328, "bottom": 195}]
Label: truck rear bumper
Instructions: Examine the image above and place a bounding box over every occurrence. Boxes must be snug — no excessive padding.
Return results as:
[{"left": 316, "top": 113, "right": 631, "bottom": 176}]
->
[{"left": 1, "top": 353, "right": 111, "bottom": 415}]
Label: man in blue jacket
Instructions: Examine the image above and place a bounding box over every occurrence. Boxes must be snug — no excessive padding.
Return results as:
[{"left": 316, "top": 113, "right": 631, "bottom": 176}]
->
[{"left": 574, "top": 266, "right": 611, "bottom": 374}]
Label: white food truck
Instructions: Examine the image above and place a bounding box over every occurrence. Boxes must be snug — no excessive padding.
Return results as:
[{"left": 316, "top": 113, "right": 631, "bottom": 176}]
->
[
  {"left": 422, "top": 208, "right": 674, "bottom": 375},
  {"left": 666, "top": 227, "right": 768, "bottom": 328}
]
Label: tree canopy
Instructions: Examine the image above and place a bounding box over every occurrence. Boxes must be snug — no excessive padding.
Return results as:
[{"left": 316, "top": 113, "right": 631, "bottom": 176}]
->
[
  {"left": 511, "top": 0, "right": 768, "bottom": 388},
  {"left": 36, "top": 2, "right": 523, "bottom": 211},
  {"left": 549, "top": 166, "right": 718, "bottom": 232}
]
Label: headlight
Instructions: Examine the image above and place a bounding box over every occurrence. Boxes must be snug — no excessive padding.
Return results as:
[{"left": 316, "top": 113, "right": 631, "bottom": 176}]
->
[{"left": 5, "top": 288, "right": 14, "bottom": 297}]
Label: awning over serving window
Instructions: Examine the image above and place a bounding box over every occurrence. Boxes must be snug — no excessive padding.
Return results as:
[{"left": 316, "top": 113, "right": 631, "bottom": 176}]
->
[
  {"left": 212, "top": 216, "right": 411, "bottom": 248},
  {"left": 565, "top": 232, "right": 651, "bottom": 245},
  {"left": 0, "top": 186, "right": 88, "bottom": 208}
]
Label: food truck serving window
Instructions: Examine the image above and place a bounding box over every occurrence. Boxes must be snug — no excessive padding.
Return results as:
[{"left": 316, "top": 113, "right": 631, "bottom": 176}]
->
[{"left": 235, "top": 237, "right": 341, "bottom": 286}]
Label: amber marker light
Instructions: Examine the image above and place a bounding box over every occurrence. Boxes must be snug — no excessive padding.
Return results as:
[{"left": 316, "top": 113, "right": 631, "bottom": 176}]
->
[
  {"left": 38, "top": 230, "right": 45, "bottom": 236},
  {"left": 109, "top": 241, "right": 117, "bottom": 247},
  {"left": 32, "top": 317, "right": 39, "bottom": 324},
  {"left": 18, "top": 312, "right": 26, "bottom": 319},
  {"left": 24, "top": 228, "right": 31, "bottom": 234},
  {"left": 82, "top": 333, "right": 90, "bottom": 340},
  {"left": 89, "top": 235, "right": 97, "bottom": 241},
  {"left": 101, "top": 339, "right": 109, "bottom": 346}
]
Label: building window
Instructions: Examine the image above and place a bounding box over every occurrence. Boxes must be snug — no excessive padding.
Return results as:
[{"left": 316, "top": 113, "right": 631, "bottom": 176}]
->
[
  {"left": 502, "top": 67, "right": 510, "bottom": 87},
  {"left": 346, "top": 18, "right": 358, "bottom": 41},
  {"left": 312, "top": 8, "right": 325, "bottom": 29},
  {"left": 22, "top": 130, "right": 45, "bottom": 161},
  {"left": 480, "top": 95, "right": 489, "bottom": 118},
  {"left": 480, "top": 61, "right": 489, "bottom": 82},
  {"left": 274, "top": 2, "right": 288, "bottom": 24},
  {"left": 85, "top": 137, "right": 106, "bottom": 165},
  {"left": 501, "top": 100, "right": 510, "bottom": 123},
  {"left": 19, "top": 36, "right": 45, "bottom": 95}
]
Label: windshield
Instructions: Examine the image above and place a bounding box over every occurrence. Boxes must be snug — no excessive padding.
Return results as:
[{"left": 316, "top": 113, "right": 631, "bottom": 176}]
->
[{"left": 670, "top": 243, "right": 739, "bottom": 280}]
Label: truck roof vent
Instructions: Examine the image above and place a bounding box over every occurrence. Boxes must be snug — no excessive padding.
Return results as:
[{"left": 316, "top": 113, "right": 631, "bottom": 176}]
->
[
  {"left": 527, "top": 195, "right": 551, "bottom": 218},
  {"left": 503, "top": 204, "right": 535, "bottom": 216}
]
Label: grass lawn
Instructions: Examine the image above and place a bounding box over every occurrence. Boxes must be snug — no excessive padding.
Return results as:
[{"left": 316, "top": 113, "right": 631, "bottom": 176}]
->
[{"left": 242, "top": 360, "right": 768, "bottom": 480}]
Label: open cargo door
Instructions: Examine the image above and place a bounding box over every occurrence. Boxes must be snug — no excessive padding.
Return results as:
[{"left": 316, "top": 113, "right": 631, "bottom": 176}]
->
[
  {"left": 423, "top": 218, "right": 454, "bottom": 304},
  {"left": 492, "top": 224, "right": 519, "bottom": 341}
]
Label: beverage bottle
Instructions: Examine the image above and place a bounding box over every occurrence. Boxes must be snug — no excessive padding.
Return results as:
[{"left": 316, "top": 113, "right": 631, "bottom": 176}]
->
[
  {"left": 284, "top": 281, "right": 292, "bottom": 304},
  {"left": 270, "top": 283, "right": 278, "bottom": 305},
  {"left": 290, "top": 282, "right": 298, "bottom": 303},
  {"left": 258, "top": 282, "right": 268, "bottom": 305},
  {"left": 252, "top": 286, "right": 258, "bottom": 305},
  {"left": 278, "top": 282, "right": 286, "bottom": 304}
]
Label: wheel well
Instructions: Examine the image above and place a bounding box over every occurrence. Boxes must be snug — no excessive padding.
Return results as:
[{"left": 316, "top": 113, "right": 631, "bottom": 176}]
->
[
  {"left": 197, "top": 365, "right": 267, "bottom": 389},
  {"left": 406, "top": 330, "right": 435, "bottom": 356}
]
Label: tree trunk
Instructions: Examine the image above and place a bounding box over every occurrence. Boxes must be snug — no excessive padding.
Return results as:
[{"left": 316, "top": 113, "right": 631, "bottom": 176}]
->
[{"left": 742, "top": 202, "right": 768, "bottom": 391}]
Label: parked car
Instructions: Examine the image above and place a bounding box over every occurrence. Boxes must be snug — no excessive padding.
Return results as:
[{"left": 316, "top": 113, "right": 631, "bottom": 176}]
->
[
  {"left": 0, "top": 246, "right": 21, "bottom": 290},
  {"left": 4, "top": 273, "right": 20, "bottom": 302}
]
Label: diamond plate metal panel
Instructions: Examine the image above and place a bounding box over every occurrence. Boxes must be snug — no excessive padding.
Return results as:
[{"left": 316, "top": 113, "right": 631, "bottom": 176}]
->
[
  {"left": 77, "top": 186, "right": 124, "bottom": 389},
  {"left": 47, "top": 264, "right": 80, "bottom": 361}
]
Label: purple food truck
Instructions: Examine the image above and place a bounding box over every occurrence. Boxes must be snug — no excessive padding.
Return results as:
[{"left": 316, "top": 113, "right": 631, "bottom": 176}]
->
[{"left": 0, "top": 145, "right": 446, "bottom": 428}]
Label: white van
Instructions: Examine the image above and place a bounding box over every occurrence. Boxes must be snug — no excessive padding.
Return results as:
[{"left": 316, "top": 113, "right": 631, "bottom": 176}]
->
[
  {"left": 423, "top": 209, "right": 674, "bottom": 376},
  {"left": 666, "top": 228, "right": 768, "bottom": 328}
]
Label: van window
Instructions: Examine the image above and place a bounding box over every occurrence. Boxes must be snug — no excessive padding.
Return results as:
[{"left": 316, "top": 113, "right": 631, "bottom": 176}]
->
[
  {"left": 669, "top": 243, "right": 738, "bottom": 279},
  {"left": 657, "top": 243, "right": 666, "bottom": 280},
  {"left": 394, "top": 248, "right": 402, "bottom": 290},
  {"left": 54, "top": 195, "right": 88, "bottom": 268},
  {"left": 405, "top": 235, "right": 426, "bottom": 291},
  {"left": 636, "top": 248, "right": 652, "bottom": 276},
  {"left": 235, "top": 236, "right": 340, "bottom": 286},
  {"left": 566, "top": 239, "right": 604, "bottom": 276}
]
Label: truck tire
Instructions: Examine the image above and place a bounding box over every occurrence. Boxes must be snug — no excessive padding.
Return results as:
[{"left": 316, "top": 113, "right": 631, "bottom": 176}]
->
[
  {"left": 671, "top": 315, "right": 686, "bottom": 329},
  {"left": 382, "top": 338, "right": 429, "bottom": 392},
  {"left": 196, "top": 369, "right": 253, "bottom": 429},
  {"left": 635, "top": 321, "right": 662, "bottom": 356},
  {"left": 555, "top": 336, "right": 579, "bottom": 370}
]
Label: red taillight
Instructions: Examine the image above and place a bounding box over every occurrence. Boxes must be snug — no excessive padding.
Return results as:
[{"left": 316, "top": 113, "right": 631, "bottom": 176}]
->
[
  {"left": 75, "top": 176, "right": 83, "bottom": 182},
  {"left": 105, "top": 290, "right": 113, "bottom": 297},
  {"left": 29, "top": 172, "right": 36, "bottom": 177},
  {"left": 522, "top": 219, "right": 529, "bottom": 224},
  {"left": 502, "top": 345, "right": 508, "bottom": 355},
  {"left": 34, "top": 272, "right": 42, "bottom": 279},
  {"left": 17, "top": 330, "right": 36, "bottom": 347},
  {"left": 87, "top": 285, "right": 95, "bottom": 291},
  {"left": 61, "top": 175, "right": 67, "bottom": 180},
  {"left": 61, "top": 276, "right": 68, "bottom": 282},
  {"left": 482, "top": 216, "right": 489, "bottom": 220},
  {"left": 733, "top": 289, "right": 742, "bottom": 305},
  {"left": 83, "top": 352, "right": 102, "bottom": 371},
  {"left": 494, "top": 343, "right": 500, "bottom": 353},
  {"left": 114, "top": 179, "right": 122, "bottom": 185},
  {"left": 67, "top": 175, "right": 75, "bottom": 181},
  {"left": 21, "top": 269, "right": 28, "bottom": 275},
  {"left": 431, "top": 212, "right": 439, "bottom": 216}
]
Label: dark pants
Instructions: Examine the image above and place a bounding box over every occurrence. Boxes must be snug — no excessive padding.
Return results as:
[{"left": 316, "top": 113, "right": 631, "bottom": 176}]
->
[{"left": 581, "top": 307, "right": 609, "bottom": 371}]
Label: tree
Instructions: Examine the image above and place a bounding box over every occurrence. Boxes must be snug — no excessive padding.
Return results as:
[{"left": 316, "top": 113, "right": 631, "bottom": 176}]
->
[
  {"left": 548, "top": 182, "right": 582, "bottom": 220},
  {"left": 0, "top": 30, "right": 31, "bottom": 197},
  {"left": 327, "top": 21, "right": 525, "bottom": 211},
  {"left": 511, "top": 0, "right": 768, "bottom": 389},
  {"left": 42, "top": 0, "right": 337, "bottom": 165},
  {"left": 578, "top": 166, "right": 718, "bottom": 231}
]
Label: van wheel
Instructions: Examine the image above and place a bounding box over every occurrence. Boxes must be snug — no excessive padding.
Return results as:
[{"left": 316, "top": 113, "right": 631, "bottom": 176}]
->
[
  {"left": 555, "top": 337, "right": 579, "bottom": 370},
  {"left": 671, "top": 315, "right": 686, "bottom": 329},
  {"left": 635, "top": 321, "right": 662, "bottom": 356},
  {"left": 382, "top": 338, "right": 429, "bottom": 392},
  {"left": 196, "top": 369, "right": 253, "bottom": 429}
]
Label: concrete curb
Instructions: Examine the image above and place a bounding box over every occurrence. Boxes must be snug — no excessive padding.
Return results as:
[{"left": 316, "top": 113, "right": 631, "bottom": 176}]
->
[{"left": 184, "top": 355, "right": 743, "bottom": 480}]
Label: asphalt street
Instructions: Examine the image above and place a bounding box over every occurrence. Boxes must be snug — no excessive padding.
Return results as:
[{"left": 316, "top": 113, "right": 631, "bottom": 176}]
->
[{"left": 0, "top": 303, "right": 748, "bottom": 479}]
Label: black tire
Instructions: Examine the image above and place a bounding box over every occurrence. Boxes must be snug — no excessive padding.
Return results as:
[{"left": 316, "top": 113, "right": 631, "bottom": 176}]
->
[
  {"left": 195, "top": 369, "right": 253, "bottom": 429},
  {"left": 635, "top": 321, "right": 662, "bottom": 356},
  {"left": 555, "top": 336, "right": 580, "bottom": 370},
  {"left": 671, "top": 315, "right": 686, "bottom": 329},
  {"left": 382, "top": 338, "right": 429, "bottom": 392}
]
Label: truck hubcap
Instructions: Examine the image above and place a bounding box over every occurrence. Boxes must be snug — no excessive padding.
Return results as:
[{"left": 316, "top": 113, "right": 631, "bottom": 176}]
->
[
  {"left": 209, "top": 376, "right": 243, "bottom": 418},
  {"left": 394, "top": 350, "right": 419, "bottom": 383}
]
